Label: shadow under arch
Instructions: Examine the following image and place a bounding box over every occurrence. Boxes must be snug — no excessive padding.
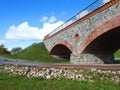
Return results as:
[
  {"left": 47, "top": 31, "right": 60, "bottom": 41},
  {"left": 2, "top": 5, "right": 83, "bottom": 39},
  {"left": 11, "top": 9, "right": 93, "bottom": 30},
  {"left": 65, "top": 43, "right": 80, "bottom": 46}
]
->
[
  {"left": 50, "top": 40, "right": 73, "bottom": 59},
  {"left": 80, "top": 16, "right": 120, "bottom": 63}
]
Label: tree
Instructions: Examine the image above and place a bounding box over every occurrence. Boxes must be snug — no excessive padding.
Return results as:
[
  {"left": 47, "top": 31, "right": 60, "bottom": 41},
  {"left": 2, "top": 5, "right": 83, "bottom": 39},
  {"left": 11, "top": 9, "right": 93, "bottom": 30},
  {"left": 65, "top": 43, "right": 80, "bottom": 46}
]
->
[
  {"left": 0, "top": 44, "right": 10, "bottom": 54},
  {"left": 0, "top": 44, "right": 4, "bottom": 48},
  {"left": 11, "top": 47, "right": 22, "bottom": 55}
]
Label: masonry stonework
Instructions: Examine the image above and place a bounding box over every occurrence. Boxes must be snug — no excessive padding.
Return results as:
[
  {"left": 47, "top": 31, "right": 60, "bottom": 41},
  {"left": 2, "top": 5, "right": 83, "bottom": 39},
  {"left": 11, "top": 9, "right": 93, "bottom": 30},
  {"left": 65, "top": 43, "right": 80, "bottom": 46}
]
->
[
  {"left": 44, "top": 1, "right": 120, "bottom": 64},
  {"left": 0, "top": 64, "right": 120, "bottom": 83}
]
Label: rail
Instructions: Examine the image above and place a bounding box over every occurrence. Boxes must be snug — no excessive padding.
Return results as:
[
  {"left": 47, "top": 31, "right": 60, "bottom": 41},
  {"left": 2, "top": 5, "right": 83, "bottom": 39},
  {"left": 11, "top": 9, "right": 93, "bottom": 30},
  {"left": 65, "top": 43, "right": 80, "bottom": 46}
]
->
[{"left": 45, "top": 0, "right": 110, "bottom": 38}]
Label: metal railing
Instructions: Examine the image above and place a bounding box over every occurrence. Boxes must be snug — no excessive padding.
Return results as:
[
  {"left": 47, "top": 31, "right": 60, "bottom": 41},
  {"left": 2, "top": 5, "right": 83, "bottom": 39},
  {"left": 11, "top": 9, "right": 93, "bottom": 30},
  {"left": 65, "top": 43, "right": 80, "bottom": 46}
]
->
[{"left": 47, "top": 0, "right": 110, "bottom": 37}]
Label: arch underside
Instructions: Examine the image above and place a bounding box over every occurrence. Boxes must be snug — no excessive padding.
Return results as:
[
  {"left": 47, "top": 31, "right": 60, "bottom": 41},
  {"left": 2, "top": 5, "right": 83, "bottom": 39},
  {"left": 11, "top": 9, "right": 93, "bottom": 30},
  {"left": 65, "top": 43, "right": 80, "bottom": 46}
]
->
[
  {"left": 80, "top": 16, "right": 120, "bottom": 63},
  {"left": 83, "top": 26, "right": 120, "bottom": 54},
  {"left": 82, "top": 26, "right": 120, "bottom": 63},
  {"left": 81, "top": 16, "right": 120, "bottom": 54},
  {"left": 50, "top": 40, "right": 73, "bottom": 59},
  {"left": 50, "top": 44, "right": 72, "bottom": 59}
]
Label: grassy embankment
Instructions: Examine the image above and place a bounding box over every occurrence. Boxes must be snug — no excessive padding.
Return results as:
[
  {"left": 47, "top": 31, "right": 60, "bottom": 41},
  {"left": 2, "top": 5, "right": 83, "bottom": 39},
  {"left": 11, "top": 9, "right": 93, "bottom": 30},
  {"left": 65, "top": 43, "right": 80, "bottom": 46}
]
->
[
  {"left": 3, "top": 42, "right": 54, "bottom": 62},
  {"left": 114, "top": 49, "right": 120, "bottom": 58},
  {"left": 0, "top": 73, "right": 120, "bottom": 90},
  {"left": 2, "top": 42, "right": 120, "bottom": 63},
  {"left": 3, "top": 42, "right": 69, "bottom": 63}
]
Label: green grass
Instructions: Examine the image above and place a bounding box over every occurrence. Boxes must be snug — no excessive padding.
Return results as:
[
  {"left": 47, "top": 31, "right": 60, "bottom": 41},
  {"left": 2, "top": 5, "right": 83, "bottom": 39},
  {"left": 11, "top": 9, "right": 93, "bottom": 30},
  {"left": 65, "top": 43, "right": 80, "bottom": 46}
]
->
[
  {"left": 114, "top": 49, "right": 120, "bottom": 58},
  {"left": 2, "top": 42, "right": 119, "bottom": 63},
  {"left": 0, "top": 73, "right": 120, "bottom": 90},
  {"left": 3, "top": 42, "right": 55, "bottom": 63},
  {"left": 2, "top": 42, "right": 69, "bottom": 63}
]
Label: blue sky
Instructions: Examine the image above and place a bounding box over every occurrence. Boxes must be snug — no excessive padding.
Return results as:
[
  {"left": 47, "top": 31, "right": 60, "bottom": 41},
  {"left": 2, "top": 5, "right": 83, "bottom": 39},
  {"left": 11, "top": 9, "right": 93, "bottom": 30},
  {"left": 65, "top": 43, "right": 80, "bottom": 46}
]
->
[{"left": 0, "top": 0, "right": 109, "bottom": 50}]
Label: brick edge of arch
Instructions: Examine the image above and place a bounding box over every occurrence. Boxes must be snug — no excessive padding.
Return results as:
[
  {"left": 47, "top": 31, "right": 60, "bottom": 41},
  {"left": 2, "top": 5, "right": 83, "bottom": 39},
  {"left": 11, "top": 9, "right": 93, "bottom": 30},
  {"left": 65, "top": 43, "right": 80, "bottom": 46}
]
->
[
  {"left": 80, "top": 15, "right": 120, "bottom": 53},
  {"left": 50, "top": 40, "right": 73, "bottom": 53}
]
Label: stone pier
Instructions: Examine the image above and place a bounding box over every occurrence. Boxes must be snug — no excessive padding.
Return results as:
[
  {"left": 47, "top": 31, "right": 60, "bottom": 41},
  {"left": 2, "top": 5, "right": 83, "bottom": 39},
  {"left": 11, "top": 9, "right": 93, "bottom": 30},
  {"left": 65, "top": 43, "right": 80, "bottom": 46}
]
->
[{"left": 70, "top": 53, "right": 114, "bottom": 64}]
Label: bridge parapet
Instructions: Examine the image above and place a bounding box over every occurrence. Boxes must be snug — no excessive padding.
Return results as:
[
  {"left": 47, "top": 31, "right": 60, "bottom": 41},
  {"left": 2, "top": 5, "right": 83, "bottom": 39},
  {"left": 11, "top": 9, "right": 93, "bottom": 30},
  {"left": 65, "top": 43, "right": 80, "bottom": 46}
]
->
[
  {"left": 44, "top": 0, "right": 120, "bottom": 64},
  {"left": 46, "top": 0, "right": 102, "bottom": 38}
]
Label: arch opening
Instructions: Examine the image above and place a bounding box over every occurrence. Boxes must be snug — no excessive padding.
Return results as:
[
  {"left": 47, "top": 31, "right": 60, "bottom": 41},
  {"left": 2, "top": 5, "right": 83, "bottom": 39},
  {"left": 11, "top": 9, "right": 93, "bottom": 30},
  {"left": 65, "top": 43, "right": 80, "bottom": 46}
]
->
[
  {"left": 82, "top": 26, "right": 120, "bottom": 63},
  {"left": 50, "top": 44, "right": 72, "bottom": 59}
]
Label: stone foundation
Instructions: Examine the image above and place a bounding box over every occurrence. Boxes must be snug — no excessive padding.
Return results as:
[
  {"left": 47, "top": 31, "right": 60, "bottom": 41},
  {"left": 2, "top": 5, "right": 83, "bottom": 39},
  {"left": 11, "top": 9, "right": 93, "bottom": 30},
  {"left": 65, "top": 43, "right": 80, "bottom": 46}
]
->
[
  {"left": 70, "top": 53, "right": 114, "bottom": 64},
  {"left": 0, "top": 64, "right": 120, "bottom": 83}
]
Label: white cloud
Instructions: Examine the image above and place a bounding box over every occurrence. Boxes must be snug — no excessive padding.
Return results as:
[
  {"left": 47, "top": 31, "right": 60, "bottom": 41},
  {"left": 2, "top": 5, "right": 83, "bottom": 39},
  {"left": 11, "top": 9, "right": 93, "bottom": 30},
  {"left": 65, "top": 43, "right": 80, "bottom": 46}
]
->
[
  {"left": 5, "top": 16, "right": 64, "bottom": 40},
  {"left": 40, "top": 16, "right": 57, "bottom": 23},
  {"left": 5, "top": 22, "right": 40, "bottom": 40},
  {"left": 102, "top": 0, "right": 111, "bottom": 4},
  {"left": 0, "top": 40, "right": 6, "bottom": 45},
  {"left": 40, "top": 16, "right": 48, "bottom": 22},
  {"left": 48, "top": 16, "right": 57, "bottom": 23},
  {"left": 40, "top": 21, "right": 64, "bottom": 38}
]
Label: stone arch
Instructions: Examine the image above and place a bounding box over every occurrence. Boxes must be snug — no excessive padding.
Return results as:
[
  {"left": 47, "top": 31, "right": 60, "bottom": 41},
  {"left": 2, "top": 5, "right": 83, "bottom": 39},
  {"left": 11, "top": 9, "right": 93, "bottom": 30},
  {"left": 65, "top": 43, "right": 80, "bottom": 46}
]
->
[
  {"left": 50, "top": 40, "right": 73, "bottom": 59},
  {"left": 80, "top": 15, "right": 120, "bottom": 53},
  {"left": 50, "top": 40, "right": 73, "bottom": 53}
]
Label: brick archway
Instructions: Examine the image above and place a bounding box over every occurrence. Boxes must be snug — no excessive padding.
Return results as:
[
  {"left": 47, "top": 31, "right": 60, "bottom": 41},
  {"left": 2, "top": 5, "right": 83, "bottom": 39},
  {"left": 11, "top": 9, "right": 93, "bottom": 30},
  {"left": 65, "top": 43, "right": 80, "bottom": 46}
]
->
[
  {"left": 50, "top": 40, "right": 73, "bottom": 53},
  {"left": 80, "top": 16, "right": 120, "bottom": 53}
]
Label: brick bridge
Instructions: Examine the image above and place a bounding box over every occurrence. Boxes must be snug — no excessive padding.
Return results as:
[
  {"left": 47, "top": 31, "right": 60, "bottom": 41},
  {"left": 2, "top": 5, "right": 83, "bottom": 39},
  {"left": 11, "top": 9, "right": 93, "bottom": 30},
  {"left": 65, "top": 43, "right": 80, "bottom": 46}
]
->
[{"left": 44, "top": 0, "right": 120, "bottom": 64}]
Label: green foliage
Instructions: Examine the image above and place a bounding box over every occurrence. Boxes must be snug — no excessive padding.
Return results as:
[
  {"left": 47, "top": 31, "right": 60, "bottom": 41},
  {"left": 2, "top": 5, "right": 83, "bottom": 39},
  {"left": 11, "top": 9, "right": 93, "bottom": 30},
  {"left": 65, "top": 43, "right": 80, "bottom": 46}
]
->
[
  {"left": 0, "top": 44, "right": 4, "bottom": 48},
  {"left": 114, "top": 49, "right": 120, "bottom": 58},
  {"left": 3, "top": 42, "right": 55, "bottom": 62},
  {"left": 0, "top": 44, "right": 10, "bottom": 54},
  {"left": 0, "top": 73, "right": 120, "bottom": 90},
  {"left": 11, "top": 47, "right": 22, "bottom": 55}
]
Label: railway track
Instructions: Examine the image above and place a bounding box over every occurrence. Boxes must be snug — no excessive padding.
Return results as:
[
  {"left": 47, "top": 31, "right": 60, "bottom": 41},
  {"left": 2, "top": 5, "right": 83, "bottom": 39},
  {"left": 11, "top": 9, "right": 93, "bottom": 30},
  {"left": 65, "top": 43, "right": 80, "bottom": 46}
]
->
[{"left": 0, "top": 61, "right": 120, "bottom": 69}]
